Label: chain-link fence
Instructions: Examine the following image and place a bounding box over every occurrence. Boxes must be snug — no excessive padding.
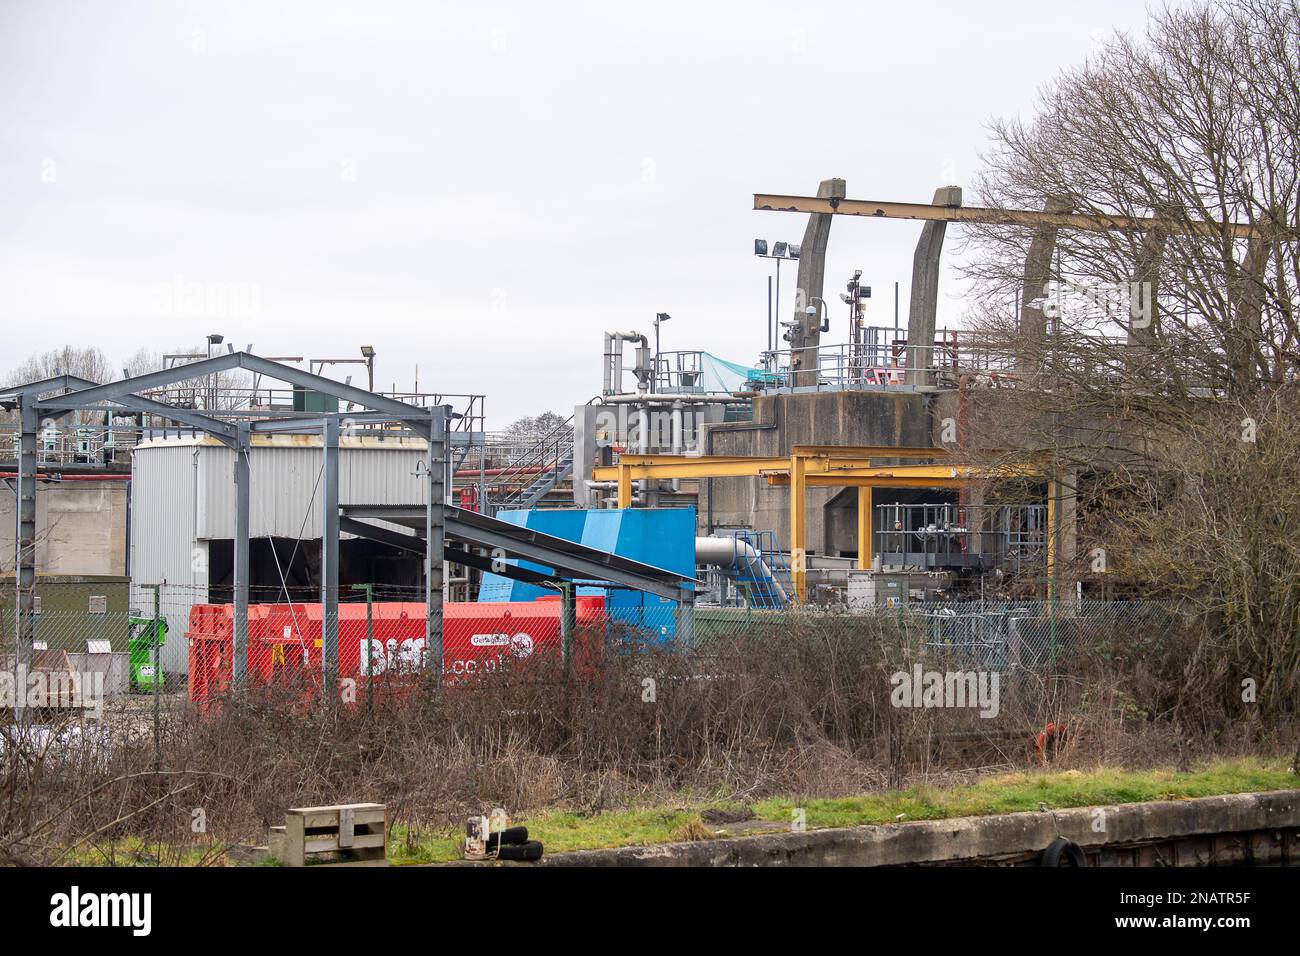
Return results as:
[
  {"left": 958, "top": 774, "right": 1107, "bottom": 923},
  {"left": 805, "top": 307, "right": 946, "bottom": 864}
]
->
[
  {"left": 0, "top": 580, "right": 1227, "bottom": 867},
  {"left": 0, "top": 580, "right": 1191, "bottom": 717},
  {"left": 689, "top": 599, "right": 1183, "bottom": 670}
]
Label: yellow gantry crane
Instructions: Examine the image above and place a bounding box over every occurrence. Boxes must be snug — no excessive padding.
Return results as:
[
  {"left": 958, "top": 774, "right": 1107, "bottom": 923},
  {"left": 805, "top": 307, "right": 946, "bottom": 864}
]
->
[{"left": 592, "top": 445, "right": 1053, "bottom": 602}]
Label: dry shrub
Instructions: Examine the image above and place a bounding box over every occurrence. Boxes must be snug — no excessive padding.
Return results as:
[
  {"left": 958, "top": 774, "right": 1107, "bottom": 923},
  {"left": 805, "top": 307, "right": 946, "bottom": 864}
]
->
[{"left": 1, "top": 608, "right": 1293, "bottom": 864}]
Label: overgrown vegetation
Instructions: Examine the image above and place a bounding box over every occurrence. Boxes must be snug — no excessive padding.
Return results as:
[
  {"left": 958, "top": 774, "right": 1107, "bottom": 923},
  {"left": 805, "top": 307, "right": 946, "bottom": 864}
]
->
[{"left": 2, "top": 614, "right": 1295, "bottom": 865}]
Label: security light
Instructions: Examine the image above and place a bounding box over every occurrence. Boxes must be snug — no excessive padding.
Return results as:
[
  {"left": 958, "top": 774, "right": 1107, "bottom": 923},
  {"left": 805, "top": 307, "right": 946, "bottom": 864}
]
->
[
  {"left": 788, "top": 244, "right": 801, "bottom": 259},
  {"left": 772, "top": 241, "right": 787, "bottom": 257},
  {"left": 753, "top": 239, "right": 768, "bottom": 256}
]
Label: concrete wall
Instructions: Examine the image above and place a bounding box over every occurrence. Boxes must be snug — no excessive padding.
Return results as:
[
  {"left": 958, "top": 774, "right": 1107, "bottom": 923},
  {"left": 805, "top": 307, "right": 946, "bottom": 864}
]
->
[
  {"left": 0, "top": 479, "right": 128, "bottom": 576},
  {"left": 701, "top": 391, "right": 939, "bottom": 554},
  {"left": 529, "top": 789, "right": 1300, "bottom": 867}
]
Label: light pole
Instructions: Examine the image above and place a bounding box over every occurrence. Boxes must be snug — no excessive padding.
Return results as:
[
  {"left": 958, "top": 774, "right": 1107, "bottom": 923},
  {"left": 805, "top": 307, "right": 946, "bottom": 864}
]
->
[
  {"left": 754, "top": 240, "right": 800, "bottom": 368},
  {"left": 653, "top": 312, "right": 670, "bottom": 393},
  {"left": 360, "top": 345, "right": 376, "bottom": 392}
]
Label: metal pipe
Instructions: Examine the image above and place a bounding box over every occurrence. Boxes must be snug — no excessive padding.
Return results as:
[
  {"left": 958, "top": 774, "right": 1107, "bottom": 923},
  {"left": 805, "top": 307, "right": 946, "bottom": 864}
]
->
[
  {"left": 670, "top": 401, "right": 683, "bottom": 492},
  {"left": 604, "top": 331, "right": 648, "bottom": 396},
  {"left": 598, "top": 393, "right": 751, "bottom": 404},
  {"left": 694, "top": 536, "right": 788, "bottom": 603}
]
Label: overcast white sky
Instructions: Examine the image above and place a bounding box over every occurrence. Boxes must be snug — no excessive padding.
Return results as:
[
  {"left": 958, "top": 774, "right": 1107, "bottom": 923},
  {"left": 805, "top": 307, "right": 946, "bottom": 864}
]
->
[{"left": 0, "top": 0, "right": 1169, "bottom": 424}]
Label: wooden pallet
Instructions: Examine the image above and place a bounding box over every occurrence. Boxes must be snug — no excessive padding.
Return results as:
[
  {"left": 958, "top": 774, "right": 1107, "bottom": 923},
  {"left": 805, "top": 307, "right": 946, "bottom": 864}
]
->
[{"left": 269, "top": 803, "right": 387, "bottom": 867}]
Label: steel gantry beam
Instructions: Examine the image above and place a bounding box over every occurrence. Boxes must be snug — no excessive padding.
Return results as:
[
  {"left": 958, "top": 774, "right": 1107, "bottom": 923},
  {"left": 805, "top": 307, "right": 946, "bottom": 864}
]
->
[
  {"left": 339, "top": 516, "right": 589, "bottom": 588},
  {"left": 595, "top": 449, "right": 1046, "bottom": 602},
  {"left": 753, "top": 194, "right": 1262, "bottom": 240},
  {"left": 4, "top": 372, "right": 239, "bottom": 445},
  {"left": 34, "top": 353, "right": 433, "bottom": 438},
  {"left": 597, "top": 446, "right": 954, "bottom": 496}
]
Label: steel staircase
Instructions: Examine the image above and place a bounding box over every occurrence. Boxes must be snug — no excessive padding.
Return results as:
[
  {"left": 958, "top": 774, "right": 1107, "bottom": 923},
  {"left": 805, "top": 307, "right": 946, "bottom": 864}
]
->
[{"left": 490, "top": 413, "right": 578, "bottom": 512}]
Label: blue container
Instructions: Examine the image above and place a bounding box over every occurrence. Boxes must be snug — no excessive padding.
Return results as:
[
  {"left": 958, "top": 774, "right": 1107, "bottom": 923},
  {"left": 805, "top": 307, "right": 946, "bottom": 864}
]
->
[{"left": 476, "top": 507, "right": 695, "bottom": 644}]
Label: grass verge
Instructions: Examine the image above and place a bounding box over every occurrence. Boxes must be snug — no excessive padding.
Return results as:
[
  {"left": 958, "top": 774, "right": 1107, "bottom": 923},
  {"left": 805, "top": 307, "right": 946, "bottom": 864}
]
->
[{"left": 393, "top": 758, "right": 1296, "bottom": 864}]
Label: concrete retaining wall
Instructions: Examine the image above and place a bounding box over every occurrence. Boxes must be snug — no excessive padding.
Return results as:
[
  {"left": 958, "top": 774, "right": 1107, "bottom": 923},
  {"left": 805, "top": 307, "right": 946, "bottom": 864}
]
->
[{"left": 534, "top": 789, "right": 1300, "bottom": 867}]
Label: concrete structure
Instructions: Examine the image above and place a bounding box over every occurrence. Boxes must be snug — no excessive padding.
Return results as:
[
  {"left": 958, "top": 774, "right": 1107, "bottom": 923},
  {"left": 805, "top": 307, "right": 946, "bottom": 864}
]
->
[
  {"left": 787, "top": 177, "right": 845, "bottom": 387},
  {"left": 906, "top": 186, "right": 961, "bottom": 385},
  {"left": 528, "top": 789, "right": 1300, "bottom": 867},
  {"left": 700, "top": 390, "right": 935, "bottom": 557},
  {"left": 1017, "top": 196, "right": 1073, "bottom": 366},
  {"left": 0, "top": 478, "right": 128, "bottom": 576}
]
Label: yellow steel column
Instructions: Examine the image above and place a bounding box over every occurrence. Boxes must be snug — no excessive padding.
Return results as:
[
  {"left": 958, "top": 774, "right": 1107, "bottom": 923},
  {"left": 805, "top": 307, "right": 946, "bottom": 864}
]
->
[
  {"left": 617, "top": 462, "right": 633, "bottom": 509},
  {"left": 789, "top": 453, "right": 807, "bottom": 602},
  {"left": 857, "top": 483, "right": 873, "bottom": 570}
]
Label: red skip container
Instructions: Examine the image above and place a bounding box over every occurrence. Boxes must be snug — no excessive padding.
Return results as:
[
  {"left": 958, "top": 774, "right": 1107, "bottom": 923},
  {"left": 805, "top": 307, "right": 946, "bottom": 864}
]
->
[{"left": 186, "top": 595, "right": 606, "bottom": 705}]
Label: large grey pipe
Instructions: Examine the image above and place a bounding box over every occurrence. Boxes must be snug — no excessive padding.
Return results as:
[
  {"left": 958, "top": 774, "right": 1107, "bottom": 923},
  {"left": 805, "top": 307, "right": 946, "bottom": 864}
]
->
[
  {"left": 695, "top": 535, "right": 788, "bottom": 603},
  {"left": 604, "top": 330, "right": 649, "bottom": 396}
]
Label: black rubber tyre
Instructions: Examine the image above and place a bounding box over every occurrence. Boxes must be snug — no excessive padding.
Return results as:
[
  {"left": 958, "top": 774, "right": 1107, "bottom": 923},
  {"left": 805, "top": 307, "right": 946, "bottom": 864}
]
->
[
  {"left": 485, "top": 826, "right": 529, "bottom": 851},
  {"left": 1040, "top": 837, "right": 1086, "bottom": 867},
  {"left": 496, "top": 840, "right": 544, "bottom": 862}
]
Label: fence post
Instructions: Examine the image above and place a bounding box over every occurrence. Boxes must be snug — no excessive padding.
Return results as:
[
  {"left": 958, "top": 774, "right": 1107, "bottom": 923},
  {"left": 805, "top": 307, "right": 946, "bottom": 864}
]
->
[
  {"left": 149, "top": 582, "right": 161, "bottom": 772},
  {"left": 352, "top": 584, "right": 375, "bottom": 711},
  {"left": 560, "top": 582, "right": 575, "bottom": 684}
]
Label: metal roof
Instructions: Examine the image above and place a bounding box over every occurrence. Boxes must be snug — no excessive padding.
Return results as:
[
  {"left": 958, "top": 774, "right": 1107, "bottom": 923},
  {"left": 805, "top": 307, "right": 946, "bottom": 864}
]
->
[{"left": 340, "top": 504, "right": 697, "bottom": 603}]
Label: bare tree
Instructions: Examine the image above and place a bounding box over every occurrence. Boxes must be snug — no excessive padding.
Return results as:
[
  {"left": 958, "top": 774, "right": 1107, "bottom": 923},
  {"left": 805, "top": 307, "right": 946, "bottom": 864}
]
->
[
  {"left": 961, "top": 0, "right": 1299, "bottom": 400},
  {"left": 3, "top": 346, "right": 113, "bottom": 389},
  {"left": 955, "top": 0, "right": 1300, "bottom": 711},
  {"left": 503, "top": 410, "right": 568, "bottom": 440}
]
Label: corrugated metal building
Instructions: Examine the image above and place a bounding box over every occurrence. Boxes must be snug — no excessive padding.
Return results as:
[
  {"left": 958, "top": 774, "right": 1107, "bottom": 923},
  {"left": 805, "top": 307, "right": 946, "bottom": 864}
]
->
[{"left": 130, "top": 434, "right": 427, "bottom": 674}]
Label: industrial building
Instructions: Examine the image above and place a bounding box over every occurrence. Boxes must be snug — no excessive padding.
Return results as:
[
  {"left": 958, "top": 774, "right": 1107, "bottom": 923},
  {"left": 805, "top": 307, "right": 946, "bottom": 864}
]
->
[{"left": 3, "top": 179, "right": 1264, "bottom": 688}]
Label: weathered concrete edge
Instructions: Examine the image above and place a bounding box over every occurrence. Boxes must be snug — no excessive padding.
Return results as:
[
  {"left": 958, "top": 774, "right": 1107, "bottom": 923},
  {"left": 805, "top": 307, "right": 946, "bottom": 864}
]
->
[{"left": 529, "top": 789, "right": 1300, "bottom": 867}]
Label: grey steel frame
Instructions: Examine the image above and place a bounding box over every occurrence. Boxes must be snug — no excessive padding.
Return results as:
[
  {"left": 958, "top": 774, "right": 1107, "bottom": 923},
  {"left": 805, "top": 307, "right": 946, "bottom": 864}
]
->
[
  {"left": 2, "top": 353, "right": 448, "bottom": 700},
  {"left": 3, "top": 352, "right": 693, "bottom": 701}
]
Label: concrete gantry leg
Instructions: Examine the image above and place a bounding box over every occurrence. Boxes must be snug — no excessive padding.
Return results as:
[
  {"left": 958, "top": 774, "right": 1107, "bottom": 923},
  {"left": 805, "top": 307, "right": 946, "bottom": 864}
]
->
[
  {"left": 14, "top": 398, "right": 38, "bottom": 719},
  {"left": 1228, "top": 234, "right": 1271, "bottom": 392},
  {"left": 321, "top": 415, "right": 340, "bottom": 692},
  {"left": 1058, "top": 466, "right": 1078, "bottom": 599},
  {"left": 906, "top": 186, "right": 962, "bottom": 386},
  {"left": 424, "top": 406, "right": 448, "bottom": 684},
  {"left": 789, "top": 177, "right": 846, "bottom": 387},
  {"left": 232, "top": 420, "right": 251, "bottom": 687},
  {"left": 1046, "top": 464, "right": 1078, "bottom": 601},
  {"left": 1018, "top": 196, "right": 1073, "bottom": 375}
]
